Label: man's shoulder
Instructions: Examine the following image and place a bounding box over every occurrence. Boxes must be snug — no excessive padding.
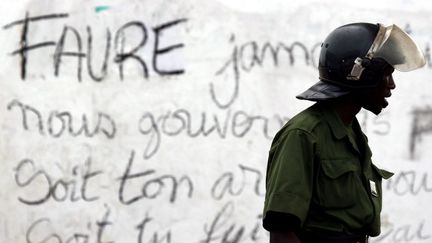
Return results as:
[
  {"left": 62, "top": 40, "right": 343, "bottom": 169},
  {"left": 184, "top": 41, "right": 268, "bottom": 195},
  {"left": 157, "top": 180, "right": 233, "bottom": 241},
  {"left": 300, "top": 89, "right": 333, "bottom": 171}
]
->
[
  {"left": 272, "top": 103, "right": 328, "bottom": 144},
  {"left": 285, "top": 103, "right": 326, "bottom": 132}
]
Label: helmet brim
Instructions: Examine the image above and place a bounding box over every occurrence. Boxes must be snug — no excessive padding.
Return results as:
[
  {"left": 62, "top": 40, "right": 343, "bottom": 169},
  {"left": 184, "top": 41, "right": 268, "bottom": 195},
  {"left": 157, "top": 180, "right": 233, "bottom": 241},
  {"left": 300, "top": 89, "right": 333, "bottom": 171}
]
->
[{"left": 296, "top": 80, "right": 351, "bottom": 101}]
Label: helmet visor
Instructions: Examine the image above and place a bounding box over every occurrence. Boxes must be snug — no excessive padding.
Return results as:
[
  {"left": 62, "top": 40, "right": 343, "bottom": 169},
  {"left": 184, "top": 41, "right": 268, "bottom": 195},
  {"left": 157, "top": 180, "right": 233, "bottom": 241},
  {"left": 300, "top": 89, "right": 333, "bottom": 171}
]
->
[{"left": 374, "top": 24, "right": 426, "bottom": 71}]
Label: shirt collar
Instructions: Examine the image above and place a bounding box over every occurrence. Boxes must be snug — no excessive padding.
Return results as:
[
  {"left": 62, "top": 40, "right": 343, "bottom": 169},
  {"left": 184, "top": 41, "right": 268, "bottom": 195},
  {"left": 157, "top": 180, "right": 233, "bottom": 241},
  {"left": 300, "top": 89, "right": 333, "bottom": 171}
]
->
[
  {"left": 320, "top": 104, "right": 348, "bottom": 140},
  {"left": 318, "top": 103, "right": 373, "bottom": 158}
]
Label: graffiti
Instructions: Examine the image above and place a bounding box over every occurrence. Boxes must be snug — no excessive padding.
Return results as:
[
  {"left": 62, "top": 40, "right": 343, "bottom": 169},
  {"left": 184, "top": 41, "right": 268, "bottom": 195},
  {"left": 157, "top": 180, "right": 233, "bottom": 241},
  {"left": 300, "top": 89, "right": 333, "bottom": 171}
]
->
[
  {"left": 410, "top": 106, "right": 432, "bottom": 160},
  {"left": 25, "top": 207, "right": 113, "bottom": 243},
  {"left": 14, "top": 157, "right": 102, "bottom": 205},
  {"left": 200, "top": 202, "right": 265, "bottom": 243},
  {"left": 117, "top": 150, "right": 194, "bottom": 205},
  {"left": 3, "top": 12, "right": 187, "bottom": 81},
  {"left": 374, "top": 220, "right": 431, "bottom": 243},
  {"left": 6, "top": 98, "right": 289, "bottom": 160},
  {"left": 7, "top": 99, "right": 116, "bottom": 139},
  {"left": 210, "top": 34, "right": 320, "bottom": 109},
  {"left": 137, "top": 108, "right": 288, "bottom": 159},
  {"left": 211, "top": 164, "right": 264, "bottom": 200},
  {"left": 3, "top": 6, "right": 432, "bottom": 243},
  {"left": 385, "top": 171, "right": 432, "bottom": 196}
]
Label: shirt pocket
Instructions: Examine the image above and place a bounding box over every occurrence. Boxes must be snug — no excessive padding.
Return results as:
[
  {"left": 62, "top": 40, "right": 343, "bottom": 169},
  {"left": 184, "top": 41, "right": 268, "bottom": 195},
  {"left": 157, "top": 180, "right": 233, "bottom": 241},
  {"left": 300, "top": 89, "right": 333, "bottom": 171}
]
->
[
  {"left": 368, "top": 164, "right": 393, "bottom": 199},
  {"left": 367, "top": 164, "right": 394, "bottom": 236},
  {"left": 316, "top": 159, "right": 361, "bottom": 209},
  {"left": 371, "top": 164, "right": 394, "bottom": 181}
]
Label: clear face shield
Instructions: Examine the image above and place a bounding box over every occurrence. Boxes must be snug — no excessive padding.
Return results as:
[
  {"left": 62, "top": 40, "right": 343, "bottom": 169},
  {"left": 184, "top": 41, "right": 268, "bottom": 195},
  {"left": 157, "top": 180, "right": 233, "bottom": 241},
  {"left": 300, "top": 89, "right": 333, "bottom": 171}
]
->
[{"left": 347, "top": 24, "right": 426, "bottom": 80}]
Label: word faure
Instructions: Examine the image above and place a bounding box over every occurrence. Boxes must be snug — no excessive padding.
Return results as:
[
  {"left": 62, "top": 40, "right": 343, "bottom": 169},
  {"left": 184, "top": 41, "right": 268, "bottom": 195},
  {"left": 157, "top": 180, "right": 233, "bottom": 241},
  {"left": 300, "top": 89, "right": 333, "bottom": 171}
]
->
[{"left": 3, "top": 12, "right": 186, "bottom": 81}]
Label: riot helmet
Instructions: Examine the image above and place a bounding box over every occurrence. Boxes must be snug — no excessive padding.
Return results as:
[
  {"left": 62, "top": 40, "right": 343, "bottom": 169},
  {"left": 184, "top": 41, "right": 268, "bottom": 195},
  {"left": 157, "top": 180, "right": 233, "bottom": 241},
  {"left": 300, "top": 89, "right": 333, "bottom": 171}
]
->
[{"left": 297, "top": 22, "right": 425, "bottom": 101}]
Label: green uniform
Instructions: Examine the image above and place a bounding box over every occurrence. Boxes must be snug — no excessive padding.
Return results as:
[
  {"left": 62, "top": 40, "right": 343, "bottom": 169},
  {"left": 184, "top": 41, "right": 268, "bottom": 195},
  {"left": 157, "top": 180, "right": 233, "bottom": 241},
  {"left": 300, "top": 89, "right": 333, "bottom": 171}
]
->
[{"left": 263, "top": 102, "right": 393, "bottom": 236}]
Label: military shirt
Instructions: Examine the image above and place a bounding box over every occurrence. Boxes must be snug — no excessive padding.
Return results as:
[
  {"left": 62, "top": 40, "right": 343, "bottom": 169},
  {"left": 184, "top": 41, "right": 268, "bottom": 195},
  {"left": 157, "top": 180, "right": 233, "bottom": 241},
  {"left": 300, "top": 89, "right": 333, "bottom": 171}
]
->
[{"left": 263, "top": 102, "right": 393, "bottom": 236}]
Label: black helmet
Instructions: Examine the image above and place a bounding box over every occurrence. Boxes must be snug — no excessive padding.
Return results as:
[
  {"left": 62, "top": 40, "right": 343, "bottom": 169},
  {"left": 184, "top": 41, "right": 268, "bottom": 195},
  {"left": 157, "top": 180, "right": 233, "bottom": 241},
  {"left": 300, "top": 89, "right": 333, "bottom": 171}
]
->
[
  {"left": 319, "top": 23, "right": 382, "bottom": 88},
  {"left": 297, "top": 22, "right": 425, "bottom": 101}
]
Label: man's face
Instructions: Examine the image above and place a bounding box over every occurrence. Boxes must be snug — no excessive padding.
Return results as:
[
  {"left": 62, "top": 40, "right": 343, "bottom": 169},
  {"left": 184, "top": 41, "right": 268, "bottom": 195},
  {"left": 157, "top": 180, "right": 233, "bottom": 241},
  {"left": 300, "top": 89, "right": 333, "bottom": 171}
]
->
[{"left": 356, "top": 68, "right": 396, "bottom": 115}]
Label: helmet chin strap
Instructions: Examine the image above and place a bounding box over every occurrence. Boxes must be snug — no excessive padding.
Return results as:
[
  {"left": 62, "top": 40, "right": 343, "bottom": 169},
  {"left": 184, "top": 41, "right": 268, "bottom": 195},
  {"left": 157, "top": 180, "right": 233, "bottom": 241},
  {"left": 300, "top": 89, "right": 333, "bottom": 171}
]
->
[
  {"left": 346, "top": 57, "right": 370, "bottom": 80},
  {"left": 346, "top": 24, "right": 389, "bottom": 81}
]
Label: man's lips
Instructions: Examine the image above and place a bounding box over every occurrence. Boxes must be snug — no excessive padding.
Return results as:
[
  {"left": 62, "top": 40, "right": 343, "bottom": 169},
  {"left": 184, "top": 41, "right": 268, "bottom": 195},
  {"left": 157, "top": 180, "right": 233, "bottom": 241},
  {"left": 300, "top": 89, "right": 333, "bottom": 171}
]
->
[
  {"left": 385, "top": 91, "right": 392, "bottom": 98},
  {"left": 382, "top": 91, "right": 392, "bottom": 108}
]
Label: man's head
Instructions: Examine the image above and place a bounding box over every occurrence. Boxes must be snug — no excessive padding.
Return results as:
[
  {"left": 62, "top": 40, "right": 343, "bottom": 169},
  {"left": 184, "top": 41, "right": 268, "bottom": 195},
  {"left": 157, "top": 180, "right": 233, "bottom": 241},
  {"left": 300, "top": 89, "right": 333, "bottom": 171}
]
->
[
  {"left": 297, "top": 22, "right": 425, "bottom": 114},
  {"left": 351, "top": 59, "right": 395, "bottom": 115}
]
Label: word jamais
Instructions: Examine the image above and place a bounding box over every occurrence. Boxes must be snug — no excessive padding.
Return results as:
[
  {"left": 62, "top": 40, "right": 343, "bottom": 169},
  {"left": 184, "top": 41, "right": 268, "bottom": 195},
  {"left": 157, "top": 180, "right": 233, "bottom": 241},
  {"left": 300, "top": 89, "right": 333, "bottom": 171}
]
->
[
  {"left": 3, "top": 12, "right": 187, "bottom": 81},
  {"left": 210, "top": 34, "right": 320, "bottom": 109}
]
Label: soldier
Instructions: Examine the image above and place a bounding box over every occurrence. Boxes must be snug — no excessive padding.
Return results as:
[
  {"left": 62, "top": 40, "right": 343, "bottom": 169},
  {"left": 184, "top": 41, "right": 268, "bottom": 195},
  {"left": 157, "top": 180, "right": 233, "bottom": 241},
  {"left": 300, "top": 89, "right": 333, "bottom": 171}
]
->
[{"left": 263, "top": 23, "right": 425, "bottom": 243}]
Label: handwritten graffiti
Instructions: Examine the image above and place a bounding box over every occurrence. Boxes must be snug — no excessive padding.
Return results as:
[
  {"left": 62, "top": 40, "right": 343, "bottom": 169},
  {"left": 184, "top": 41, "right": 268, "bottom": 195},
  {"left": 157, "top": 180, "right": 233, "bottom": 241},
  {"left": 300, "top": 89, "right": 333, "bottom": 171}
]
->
[
  {"left": 14, "top": 157, "right": 102, "bottom": 205},
  {"left": 13, "top": 150, "right": 198, "bottom": 206},
  {"left": 6, "top": 99, "right": 289, "bottom": 159},
  {"left": 25, "top": 206, "right": 112, "bottom": 243},
  {"left": 138, "top": 108, "right": 288, "bottom": 159},
  {"left": 118, "top": 150, "right": 194, "bottom": 205},
  {"left": 4, "top": 8, "right": 432, "bottom": 243},
  {"left": 136, "top": 213, "right": 172, "bottom": 243},
  {"left": 3, "top": 12, "right": 186, "bottom": 81},
  {"left": 374, "top": 220, "right": 431, "bottom": 243},
  {"left": 7, "top": 99, "right": 116, "bottom": 139},
  {"left": 385, "top": 171, "right": 432, "bottom": 196},
  {"left": 210, "top": 34, "right": 320, "bottom": 109},
  {"left": 211, "top": 164, "right": 264, "bottom": 200},
  {"left": 410, "top": 106, "right": 432, "bottom": 160},
  {"left": 201, "top": 202, "right": 265, "bottom": 243},
  {"left": 423, "top": 43, "right": 432, "bottom": 69}
]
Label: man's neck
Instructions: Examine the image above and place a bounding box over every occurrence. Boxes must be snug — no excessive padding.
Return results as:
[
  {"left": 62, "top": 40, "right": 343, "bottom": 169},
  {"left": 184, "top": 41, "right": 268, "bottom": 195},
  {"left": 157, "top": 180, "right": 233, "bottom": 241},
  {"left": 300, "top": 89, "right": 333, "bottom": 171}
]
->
[{"left": 325, "top": 98, "right": 362, "bottom": 125}]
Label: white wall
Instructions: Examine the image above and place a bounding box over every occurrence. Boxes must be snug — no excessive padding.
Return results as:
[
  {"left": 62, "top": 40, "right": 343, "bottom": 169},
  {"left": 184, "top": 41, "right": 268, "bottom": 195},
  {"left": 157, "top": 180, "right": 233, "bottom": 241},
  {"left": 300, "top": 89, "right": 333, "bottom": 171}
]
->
[{"left": 0, "top": 1, "right": 431, "bottom": 242}]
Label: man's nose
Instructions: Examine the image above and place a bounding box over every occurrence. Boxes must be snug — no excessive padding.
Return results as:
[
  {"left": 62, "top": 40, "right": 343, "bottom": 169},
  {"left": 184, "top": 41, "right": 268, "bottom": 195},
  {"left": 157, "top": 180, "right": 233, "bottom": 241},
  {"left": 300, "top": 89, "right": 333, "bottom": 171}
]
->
[{"left": 388, "top": 75, "right": 396, "bottom": 89}]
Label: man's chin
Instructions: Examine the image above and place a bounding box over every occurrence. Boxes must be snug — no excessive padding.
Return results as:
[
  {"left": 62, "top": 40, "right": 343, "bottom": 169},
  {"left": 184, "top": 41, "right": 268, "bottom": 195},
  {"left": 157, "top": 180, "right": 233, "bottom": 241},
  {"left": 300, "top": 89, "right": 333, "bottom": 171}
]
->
[
  {"left": 363, "top": 105, "right": 383, "bottom": 115},
  {"left": 363, "top": 99, "right": 388, "bottom": 115}
]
